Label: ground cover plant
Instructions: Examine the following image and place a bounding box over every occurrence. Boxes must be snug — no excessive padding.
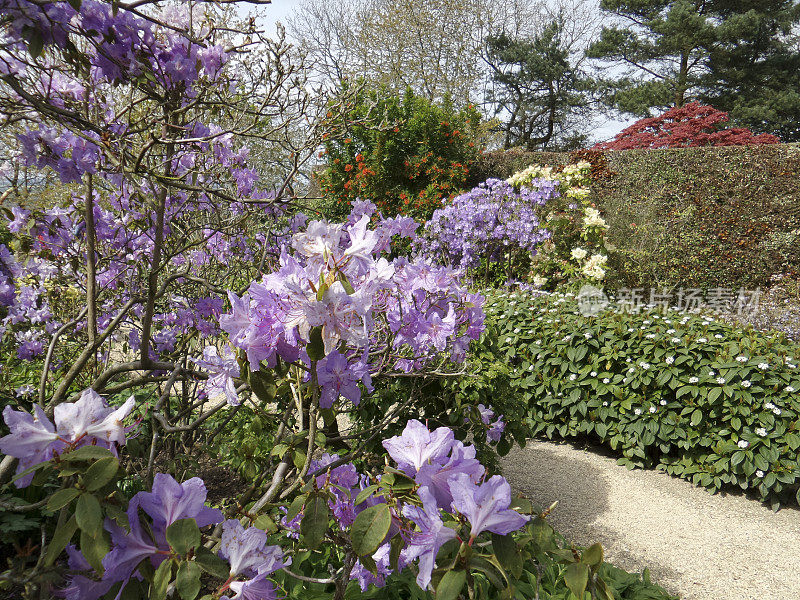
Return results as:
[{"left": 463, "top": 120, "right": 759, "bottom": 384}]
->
[{"left": 483, "top": 290, "right": 800, "bottom": 510}]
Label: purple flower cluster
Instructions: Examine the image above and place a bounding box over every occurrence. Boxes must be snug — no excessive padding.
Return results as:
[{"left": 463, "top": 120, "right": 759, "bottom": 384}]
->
[
  {"left": 0, "top": 389, "right": 135, "bottom": 486},
  {"left": 477, "top": 403, "right": 506, "bottom": 443},
  {"left": 419, "top": 178, "right": 557, "bottom": 270},
  {"left": 344, "top": 420, "right": 528, "bottom": 591},
  {"left": 219, "top": 208, "right": 485, "bottom": 408}
]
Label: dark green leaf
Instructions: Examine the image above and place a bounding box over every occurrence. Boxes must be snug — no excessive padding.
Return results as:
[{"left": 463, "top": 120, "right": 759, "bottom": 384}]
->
[
  {"left": 166, "top": 519, "right": 201, "bottom": 555},
  {"left": 176, "top": 561, "right": 202, "bottom": 600},
  {"left": 300, "top": 493, "right": 329, "bottom": 550},
  {"left": 75, "top": 493, "right": 103, "bottom": 538},
  {"left": 44, "top": 515, "right": 78, "bottom": 566},
  {"left": 151, "top": 559, "right": 172, "bottom": 600},
  {"left": 435, "top": 569, "right": 466, "bottom": 600},
  {"left": 47, "top": 487, "right": 81, "bottom": 512},
  {"left": 350, "top": 504, "right": 391, "bottom": 557},
  {"left": 564, "top": 562, "right": 589, "bottom": 599},
  {"left": 194, "top": 545, "right": 230, "bottom": 579},
  {"left": 83, "top": 456, "right": 119, "bottom": 491}
]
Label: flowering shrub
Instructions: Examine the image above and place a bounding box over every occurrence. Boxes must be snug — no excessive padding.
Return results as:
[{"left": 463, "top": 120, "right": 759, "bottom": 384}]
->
[
  {"left": 318, "top": 87, "right": 481, "bottom": 221},
  {"left": 419, "top": 178, "right": 556, "bottom": 284},
  {"left": 505, "top": 161, "right": 613, "bottom": 288},
  {"left": 594, "top": 102, "right": 781, "bottom": 150},
  {"left": 485, "top": 290, "right": 800, "bottom": 509}
]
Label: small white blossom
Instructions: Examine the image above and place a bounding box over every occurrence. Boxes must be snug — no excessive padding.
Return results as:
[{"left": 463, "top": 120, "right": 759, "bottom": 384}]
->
[
  {"left": 737, "top": 440, "right": 749, "bottom": 449},
  {"left": 639, "top": 362, "right": 651, "bottom": 370},
  {"left": 634, "top": 408, "right": 642, "bottom": 416},
  {"left": 736, "top": 356, "right": 748, "bottom": 363},
  {"left": 590, "top": 371, "right": 597, "bottom": 377},
  {"left": 708, "top": 370, "right": 715, "bottom": 376},
  {"left": 603, "top": 378, "right": 610, "bottom": 384},
  {"left": 689, "top": 376, "right": 699, "bottom": 384},
  {"left": 671, "top": 337, "right": 682, "bottom": 343},
  {"left": 602, "top": 401, "right": 609, "bottom": 407},
  {"left": 666, "top": 356, "right": 675, "bottom": 365},
  {"left": 786, "top": 386, "right": 796, "bottom": 393},
  {"left": 649, "top": 406, "right": 657, "bottom": 413},
  {"left": 773, "top": 408, "right": 782, "bottom": 416},
  {"left": 698, "top": 337, "right": 708, "bottom": 343},
  {"left": 756, "top": 427, "right": 768, "bottom": 437},
  {"left": 660, "top": 399, "right": 667, "bottom": 406},
  {"left": 715, "top": 334, "right": 724, "bottom": 339},
  {"left": 765, "top": 402, "right": 776, "bottom": 410},
  {"left": 569, "top": 374, "right": 577, "bottom": 381},
  {"left": 741, "top": 380, "right": 751, "bottom": 388},
  {"left": 645, "top": 333, "right": 656, "bottom": 339},
  {"left": 716, "top": 377, "right": 726, "bottom": 385},
  {"left": 666, "top": 329, "right": 676, "bottom": 334},
  {"left": 756, "top": 470, "right": 765, "bottom": 478},
  {"left": 758, "top": 362, "right": 769, "bottom": 370}
]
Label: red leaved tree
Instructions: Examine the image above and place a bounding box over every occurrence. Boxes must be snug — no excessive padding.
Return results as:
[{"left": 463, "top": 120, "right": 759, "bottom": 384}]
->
[{"left": 594, "top": 102, "right": 781, "bottom": 150}]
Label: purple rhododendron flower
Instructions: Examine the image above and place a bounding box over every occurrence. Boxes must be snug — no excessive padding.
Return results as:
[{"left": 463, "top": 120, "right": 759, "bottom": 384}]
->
[
  {"left": 414, "top": 439, "right": 484, "bottom": 510},
  {"left": 136, "top": 473, "right": 224, "bottom": 535},
  {"left": 0, "top": 389, "right": 135, "bottom": 487},
  {"left": 192, "top": 345, "right": 241, "bottom": 406},
  {"left": 448, "top": 473, "right": 529, "bottom": 539},
  {"left": 317, "top": 350, "right": 362, "bottom": 408},
  {"left": 219, "top": 520, "right": 286, "bottom": 576},
  {"left": 57, "top": 545, "right": 114, "bottom": 600},
  {"left": 382, "top": 419, "right": 454, "bottom": 476},
  {"left": 402, "top": 486, "right": 457, "bottom": 589}
]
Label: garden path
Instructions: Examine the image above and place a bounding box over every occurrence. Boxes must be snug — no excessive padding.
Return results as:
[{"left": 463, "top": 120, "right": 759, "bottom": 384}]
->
[{"left": 502, "top": 440, "right": 800, "bottom": 600}]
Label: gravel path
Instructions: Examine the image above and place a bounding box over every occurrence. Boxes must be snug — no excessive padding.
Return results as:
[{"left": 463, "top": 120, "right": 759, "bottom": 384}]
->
[{"left": 501, "top": 440, "right": 800, "bottom": 600}]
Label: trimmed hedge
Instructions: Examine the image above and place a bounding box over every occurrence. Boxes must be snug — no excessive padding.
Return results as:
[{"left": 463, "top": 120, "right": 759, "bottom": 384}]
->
[
  {"left": 473, "top": 145, "right": 800, "bottom": 290},
  {"left": 482, "top": 290, "right": 800, "bottom": 509}
]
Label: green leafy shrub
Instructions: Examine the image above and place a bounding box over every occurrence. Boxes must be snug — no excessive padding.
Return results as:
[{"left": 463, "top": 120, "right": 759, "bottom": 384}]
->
[
  {"left": 318, "top": 85, "right": 481, "bottom": 221},
  {"left": 483, "top": 290, "right": 800, "bottom": 509}
]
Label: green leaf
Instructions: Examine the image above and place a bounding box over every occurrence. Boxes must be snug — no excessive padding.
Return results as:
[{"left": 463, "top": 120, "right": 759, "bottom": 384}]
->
[
  {"left": 254, "top": 514, "right": 277, "bottom": 533},
  {"left": 300, "top": 493, "right": 329, "bottom": 550},
  {"left": 27, "top": 29, "right": 44, "bottom": 58},
  {"left": 47, "top": 487, "right": 81, "bottom": 512},
  {"left": 176, "top": 561, "right": 202, "bottom": 600},
  {"left": 307, "top": 327, "right": 325, "bottom": 361},
  {"left": 152, "top": 558, "right": 172, "bottom": 600},
  {"left": 194, "top": 545, "right": 230, "bottom": 579},
  {"left": 435, "top": 569, "right": 466, "bottom": 600},
  {"left": 62, "top": 446, "right": 115, "bottom": 462},
  {"left": 350, "top": 503, "right": 391, "bottom": 557},
  {"left": 564, "top": 562, "right": 589, "bottom": 599},
  {"left": 166, "top": 519, "right": 201, "bottom": 555},
  {"left": 44, "top": 515, "right": 78, "bottom": 566},
  {"left": 690, "top": 409, "right": 703, "bottom": 427},
  {"left": 355, "top": 484, "right": 379, "bottom": 505},
  {"left": 581, "top": 542, "right": 603, "bottom": 567},
  {"left": 75, "top": 493, "right": 103, "bottom": 538},
  {"left": 80, "top": 528, "right": 108, "bottom": 574},
  {"left": 83, "top": 456, "right": 119, "bottom": 491},
  {"left": 491, "top": 533, "right": 522, "bottom": 578}
]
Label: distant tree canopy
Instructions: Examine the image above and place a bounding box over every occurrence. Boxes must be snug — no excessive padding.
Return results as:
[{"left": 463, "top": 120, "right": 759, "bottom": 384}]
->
[
  {"left": 485, "top": 19, "right": 594, "bottom": 151},
  {"left": 588, "top": 0, "right": 800, "bottom": 140}
]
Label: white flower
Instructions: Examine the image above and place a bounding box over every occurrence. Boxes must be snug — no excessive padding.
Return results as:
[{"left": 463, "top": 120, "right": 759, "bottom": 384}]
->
[
  {"left": 716, "top": 377, "right": 726, "bottom": 385},
  {"left": 773, "top": 408, "right": 782, "bottom": 416},
  {"left": 666, "top": 329, "right": 676, "bottom": 334},
  {"left": 764, "top": 402, "right": 776, "bottom": 410},
  {"left": 737, "top": 440, "right": 749, "bottom": 449},
  {"left": 639, "top": 362, "right": 651, "bottom": 370},
  {"left": 708, "top": 370, "right": 715, "bottom": 376},
  {"left": 505, "top": 337, "right": 512, "bottom": 343},
  {"left": 583, "top": 207, "right": 609, "bottom": 229},
  {"left": 741, "top": 380, "right": 751, "bottom": 388},
  {"left": 715, "top": 334, "right": 724, "bottom": 339},
  {"left": 689, "top": 376, "right": 699, "bottom": 383},
  {"left": 660, "top": 399, "right": 667, "bottom": 406},
  {"left": 758, "top": 362, "right": 769, "bottom": 370},
  {"left": 756, "top": 469, "right": 765, "bottom": 478},
  {"left": 666, "top": 356, "right": 675, "bottom": 365},
  {"left": 529, "top": 365, "right": 535, "bottom": 371},
  {"left": 602, "top": 378, "right": 610, "bottom": 384},
  {"left": 756, "top": 427, "right": 767, "bottom": 437},
  {"left": 584, "top": 332, "right": 593, "bottom": 339},
  {"left": 569, "top": 374, "right": 577, "bottom": 381},
  {"left": 602, "top": 401, "right": 609, "bottom": 407},
  {"left": 590, "top": 371, "right": 598, "bottom": 377},
  {"left": 532, "top": 275, "right": 548, "bottom": 287},
  {"left": 649, "top": 406, "right": 657, "bottom": 413},
  {"left": 698, "top": 337, "right": 708, "bottom": 343},
  {"left": 671, "top": 337, "right": 681, "bottom": 343},
  {"left": 581, "top": 254, "right": 608, "bottom": 280},
  {"left": 571, "top": 247, "right": 588, "bottom": 261},
  {"left": 736, "top": 356, "right": 748, "bottom": 363},
  {"left": 785, "top": 386, "right": 796, "bottom": 393},
  {"left": 626, "top": 357, "right": 632, "bottom": 363},
  {"left": 645, "top": 333, "right": 656, "bottom": 339},
  {"left": 634, "top": 408, "right": 642, "bottom": 416}
]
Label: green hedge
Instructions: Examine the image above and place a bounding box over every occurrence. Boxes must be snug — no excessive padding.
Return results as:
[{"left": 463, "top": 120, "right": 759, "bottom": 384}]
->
[
  {"left": 474, "top": 145, "right": 800, "bottom": 290},
  {"left": 482, "top": 290, "right": 800, "bottom": 509}
]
